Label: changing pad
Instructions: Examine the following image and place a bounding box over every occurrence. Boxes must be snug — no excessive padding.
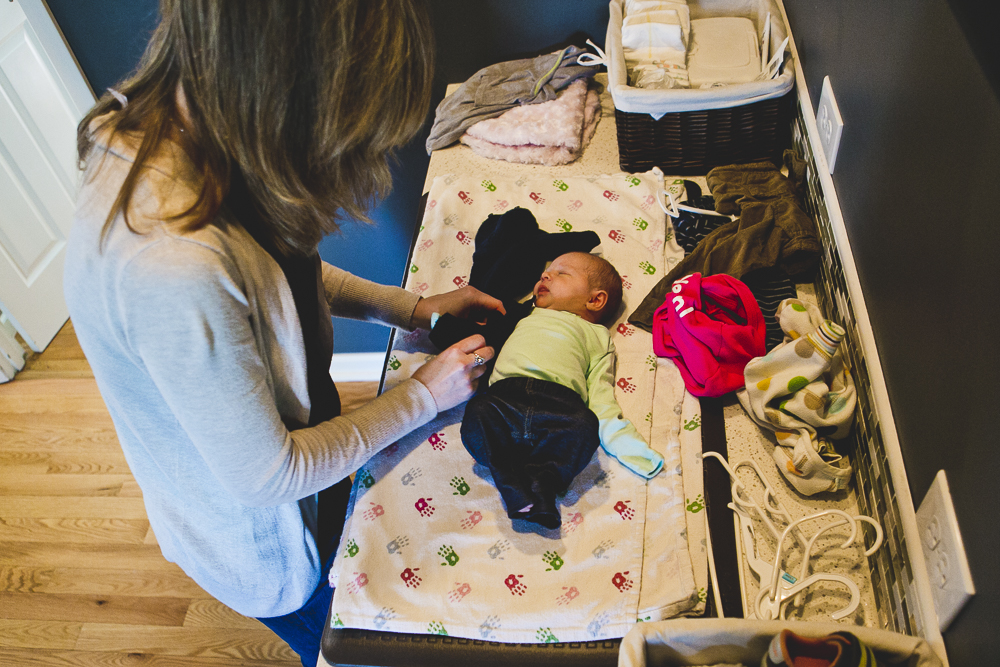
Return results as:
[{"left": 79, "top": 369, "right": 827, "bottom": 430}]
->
[{"left": 328, "top": 170, "right": 700, "bottom": 643}]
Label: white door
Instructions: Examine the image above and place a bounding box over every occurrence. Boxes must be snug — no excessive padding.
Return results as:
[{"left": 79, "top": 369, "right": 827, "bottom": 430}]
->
[{"left": 0, "top": 0, "right": 94, "bottom": 353}]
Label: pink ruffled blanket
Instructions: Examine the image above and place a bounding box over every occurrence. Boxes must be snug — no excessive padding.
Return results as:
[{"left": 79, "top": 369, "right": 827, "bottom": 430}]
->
[{"left": 460, "top": 80, "right": 602, "bottom": 166}]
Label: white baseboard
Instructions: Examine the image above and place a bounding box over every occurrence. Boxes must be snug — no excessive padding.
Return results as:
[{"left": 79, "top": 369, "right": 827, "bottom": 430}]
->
[
  {"left": 0, "top": 352, "right": 15, "bottom": 383},
  {"left": 328, "top": 353, "right": 385, "bottom": 383},
  {"left": 0, "top": 311, "right": 27, "bottom": 382}
]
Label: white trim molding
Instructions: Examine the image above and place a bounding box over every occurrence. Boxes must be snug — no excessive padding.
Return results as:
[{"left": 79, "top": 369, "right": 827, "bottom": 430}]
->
[
  {"left": 0, "top": 310, "right": 27, "bottom": 383},
  {"left": 328, "top": 352, "right": 385, "bottom": 383}
]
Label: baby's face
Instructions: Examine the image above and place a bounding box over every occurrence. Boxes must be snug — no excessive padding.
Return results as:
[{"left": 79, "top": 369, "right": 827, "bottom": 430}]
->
[{"left": 533, "top": 253, "right": 595, "bottom": 317}]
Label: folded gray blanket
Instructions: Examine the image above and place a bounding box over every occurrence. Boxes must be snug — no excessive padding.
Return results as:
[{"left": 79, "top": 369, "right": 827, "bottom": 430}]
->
[{"left": 425, "top": 45, "right": 596, "bottom": 153}]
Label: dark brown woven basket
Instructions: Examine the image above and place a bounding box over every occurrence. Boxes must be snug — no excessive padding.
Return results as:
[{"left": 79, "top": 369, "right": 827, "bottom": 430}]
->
[{"left": 614, "top": 89, "right": 794, "bottom": 174}]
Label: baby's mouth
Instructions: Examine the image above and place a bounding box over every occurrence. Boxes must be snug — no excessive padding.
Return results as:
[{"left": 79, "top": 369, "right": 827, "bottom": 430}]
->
[{"left": 536, "top": 286, "right": 549, "bottom": 296}]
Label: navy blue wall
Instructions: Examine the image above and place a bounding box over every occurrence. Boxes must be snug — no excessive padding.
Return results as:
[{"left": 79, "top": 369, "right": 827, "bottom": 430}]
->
[
  {"left": 783, "top": 1, "right": 999, "bottom": 663},
  {"left": 46, "top": 0, "right": 158, "bottom": 95}
]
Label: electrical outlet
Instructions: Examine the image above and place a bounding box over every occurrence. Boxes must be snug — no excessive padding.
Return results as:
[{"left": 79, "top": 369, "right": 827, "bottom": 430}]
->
[
  {"left": 915, "top": 470, "right": 975, "bottom": 631},
  {"left": 816, "top": 76, "right": 844, "bottom": 174}
]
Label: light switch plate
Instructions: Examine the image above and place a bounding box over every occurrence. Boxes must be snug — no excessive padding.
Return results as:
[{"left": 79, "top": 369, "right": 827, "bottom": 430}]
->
[
  {"left": 915, "top": 470, "right": 975, "bottom": 631},
  {"left": 816, "top": 76, "right": 844, "bottom": 174}
]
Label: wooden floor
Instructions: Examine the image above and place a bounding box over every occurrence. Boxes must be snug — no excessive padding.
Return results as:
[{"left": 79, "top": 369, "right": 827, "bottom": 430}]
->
[{"left": 0, "top": 321, "right": 377, "bottom": 666}]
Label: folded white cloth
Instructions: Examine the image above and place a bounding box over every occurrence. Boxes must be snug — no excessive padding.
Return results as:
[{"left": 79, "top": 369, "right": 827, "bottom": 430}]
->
[
  {"left": 629, "top": 62, "right": 691, "bottom": 89},
  {"left": 622, "top": 6, "right": 691, "bottom": 67},
  {"left": 625, "top": 0, "right": 689, "bottom": 14},
  {"left": 623, "top": 8, "right": 690, "bottom": 45},
  {"left": 460, "top": 80, "right": 602, "bottom": 166}
]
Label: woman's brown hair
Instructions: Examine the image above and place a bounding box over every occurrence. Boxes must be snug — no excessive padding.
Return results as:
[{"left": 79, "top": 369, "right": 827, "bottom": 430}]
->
[{"left": 78, "top": 0, "right": 435, "bottom": 255}]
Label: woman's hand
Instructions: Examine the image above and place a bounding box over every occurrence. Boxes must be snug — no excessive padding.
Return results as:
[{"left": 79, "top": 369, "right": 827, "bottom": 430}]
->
[
  {"left": 411, "top": 335, "right": 494, "bottom": 412},
  {"left": 411, "top": 286, "right": 505, "bottom": 330}
]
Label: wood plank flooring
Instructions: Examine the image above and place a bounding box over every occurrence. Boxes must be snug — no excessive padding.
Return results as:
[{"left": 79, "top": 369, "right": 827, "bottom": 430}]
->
[{"left": 0, "top": 321, "right": 378, "bottom": 665}]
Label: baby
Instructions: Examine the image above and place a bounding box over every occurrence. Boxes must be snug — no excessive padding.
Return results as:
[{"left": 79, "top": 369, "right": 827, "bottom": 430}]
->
[{"left": 461, "top": 252, "right": 663, "bottom": 529}]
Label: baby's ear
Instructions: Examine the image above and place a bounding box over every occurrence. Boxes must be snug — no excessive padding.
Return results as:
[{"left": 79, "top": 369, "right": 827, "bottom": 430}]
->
[{"left": 587, "top": 289, "right": 608, "bottom": 313}]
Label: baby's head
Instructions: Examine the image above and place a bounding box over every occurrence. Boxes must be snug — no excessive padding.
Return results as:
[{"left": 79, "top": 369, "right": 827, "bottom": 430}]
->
[{"left": 533, "top": 252, "right": 623, "bottom": 324}]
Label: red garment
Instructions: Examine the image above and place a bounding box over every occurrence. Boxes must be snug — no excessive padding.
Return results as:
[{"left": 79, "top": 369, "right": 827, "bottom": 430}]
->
[{"left": 652, "top": 273, "right": 765, "bottom": 397}]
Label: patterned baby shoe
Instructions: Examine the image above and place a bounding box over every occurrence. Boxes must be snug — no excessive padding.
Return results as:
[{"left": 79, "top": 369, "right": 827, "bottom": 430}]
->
[{"left": 762, "top": 629, "right": 878, "bottom": 667}]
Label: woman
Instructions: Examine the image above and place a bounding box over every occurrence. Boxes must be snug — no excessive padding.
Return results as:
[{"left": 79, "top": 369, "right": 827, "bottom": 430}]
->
[{"left": 64, "top": 2, "right": 499, "bottom": 665}]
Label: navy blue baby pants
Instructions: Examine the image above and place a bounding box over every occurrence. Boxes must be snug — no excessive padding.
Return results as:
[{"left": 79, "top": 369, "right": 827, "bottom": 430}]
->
[{"left": 461, "top": 377, "right": 600, "bottom": 529}]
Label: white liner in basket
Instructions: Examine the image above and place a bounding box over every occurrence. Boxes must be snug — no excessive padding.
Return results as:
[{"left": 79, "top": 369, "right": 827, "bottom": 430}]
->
[
  {"left": 619, "top": 619, "right": 943, "bottom": 667},
  {"left": 607, "top": 0, "right": 795, "bottom": 119}
]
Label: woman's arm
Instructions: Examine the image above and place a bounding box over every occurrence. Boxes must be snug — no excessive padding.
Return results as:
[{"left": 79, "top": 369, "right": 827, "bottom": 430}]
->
[
  {"left": 321, "top": 262, "right": 505, "bottom": 330},
  {"left": 123, "top": 243, "right": 440, "bottom": 507},
  {"left": 321, "top": 262, "right": 421, "bottom": 328},
  {"left": 122, "top": 245, "right": 494, "bottom": 507}
]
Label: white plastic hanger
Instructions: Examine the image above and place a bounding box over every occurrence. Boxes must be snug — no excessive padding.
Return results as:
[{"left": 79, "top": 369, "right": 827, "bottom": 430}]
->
[
  {"left": 706, "top": 451, "right": 811, "bottom": 619},
  {"left": 731, "top": 502, "right": 801, "bottom": 620},
  {"left": 766, "top": 509, "right": 857, "bottom": 595},
  {"left": 658, "top": 189, "right": 735, "bottom": 220},
  {"left": 704, "top": 452, "right": 806, "bottom": 548},
  {"left": 734, "top": 505, "right": 860, "bottom": 621},
  {"left": 704, "top": 452, "right": 882, "bottom": 621},
  {"left": 756, "top": 509, "right": 862, "bottom": 621},
  {"left": 756, "top": 570, "right": 860, "bottom": 621},
  {"left": 790, "top": 512, "right": 883, "bottom": 607}
]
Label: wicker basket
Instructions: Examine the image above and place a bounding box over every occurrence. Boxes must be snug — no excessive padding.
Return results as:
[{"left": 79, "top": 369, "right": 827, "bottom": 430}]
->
[
  {"left": 607, "top": 0, "right": 795, "bottom": 174},
  {"left": 615, "top": 91, "right": 793, "bottom": 174}
]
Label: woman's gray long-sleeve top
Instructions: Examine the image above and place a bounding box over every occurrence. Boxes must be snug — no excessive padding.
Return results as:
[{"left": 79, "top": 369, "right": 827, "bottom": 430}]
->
[{"left": 64, "top": 127, "right": 438, "bottom": 617}]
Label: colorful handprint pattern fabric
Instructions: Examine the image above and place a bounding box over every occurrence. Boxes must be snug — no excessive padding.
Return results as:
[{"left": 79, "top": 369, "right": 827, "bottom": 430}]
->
[{"left": 329, "top": 171, "right": 698, "bottom": 642}]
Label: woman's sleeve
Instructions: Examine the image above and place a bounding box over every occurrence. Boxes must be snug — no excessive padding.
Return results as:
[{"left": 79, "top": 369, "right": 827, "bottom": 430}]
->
[
  {"left": 321, "top": 261, "right": 421, "bottom": 329},
  {"left": 121, "top": 240, "right": 438, "bottom": 507}
]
